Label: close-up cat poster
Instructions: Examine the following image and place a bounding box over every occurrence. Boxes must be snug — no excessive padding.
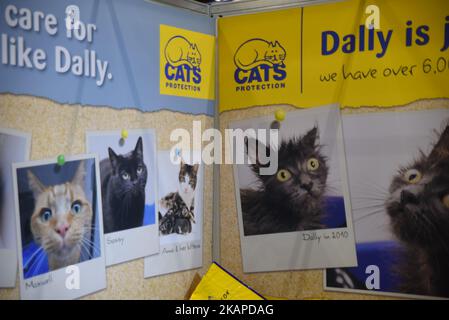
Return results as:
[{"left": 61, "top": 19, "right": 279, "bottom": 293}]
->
[
  {"left": 11, "top": 155, "right": 106, "bottom": 299},
  {"left": 230, "top": 104, "right": 357, "bottom": 273},
  {"left": 86, "top": 130, "right": 159, "bottom": 266},
  {"left": 325, "top": 108, "right": 449, "bottom": 299},
  {"left": 144, "top": 150, "right": 204, "bottom": 278}
]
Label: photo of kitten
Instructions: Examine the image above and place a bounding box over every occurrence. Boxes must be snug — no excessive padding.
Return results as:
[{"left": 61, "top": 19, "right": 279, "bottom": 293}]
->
[
  {"left": 385, "top": 123, "right": 449, "bottom": 297},
  {"left": 231, "top": 105, "right": 356, "bottom": 273},
  {"left": 325, "top": 108, "right": 449, "bottom": 299},
  {"left": 144, "top": 150, "right": 204, "bottom": 278},
  {"left": 15, "top": 157, "right": 101, "bottom": 279},
  {"left": 158, "top": 159, "right": 199, "bottom": 235},
  {"left": 241, "top": 127, "right": 328, "bottom": 235},
  {"left": 100, "top": 137, "right": 148, "bottom": 233}
]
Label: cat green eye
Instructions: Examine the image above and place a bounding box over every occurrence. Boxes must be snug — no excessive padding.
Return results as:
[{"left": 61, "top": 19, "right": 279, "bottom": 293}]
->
[
  {"left": 307, "top": 158, "right": 319, "bottom": 171},
  {"left": 40, "top": 208, "right": 52, "bottom": 222},
  {"left": 276, "top": 169, "right": 291, "bottom": 182},
  {"left": 136, "top": 167, "right": 143, "bottom": 175},
  {"left": 404, "top": 169, "right": 422, "bottom": 184},
  {"left": 442, "top": 194, "right": 449, "bottom": 208},
  {"left": 121, "top": 172, "right": 130, "bottom": 180},
  {"left": 71, "top": 201, "right": 82, "bottom": 214}
]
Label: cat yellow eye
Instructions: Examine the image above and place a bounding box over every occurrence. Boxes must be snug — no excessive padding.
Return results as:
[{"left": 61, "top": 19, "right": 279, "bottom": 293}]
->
[
  {"left": 442, "top": 194, "right": 449, "bottom": 208},
  {"left": 404, "top": 169, "right": 422, "bottom": 184},
  {"left": 137, "top": 167, "right": 143, "bottom": 175},
  {"left": 71, "top": 201, "right": 82, "bottom": 214},
  {"left": 307, "top": 158, "right": 319, "bottom": 171},
  {"left": 276, "top": 169, "right": 291, "bottom": 182},
  {"left": 40, "top": 208, "right": 52, "bottom": 222},
  {"left": 122, "top": 172, "right": 130, "bottom": 180}
]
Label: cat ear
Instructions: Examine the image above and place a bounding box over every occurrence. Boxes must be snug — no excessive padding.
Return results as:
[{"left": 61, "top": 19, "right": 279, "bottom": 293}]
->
[
  {"left": 302, "top": 127, "right": 319, "bottom": 148},
  {"left": 245, "top": 137, "right": 270, "bottom": 168},
  {"left": 429, "top": 124, "right": 449, "bottom": 164},
  {"left": 192, "top": 163, "right": 199, "bottom": 174},
  {"left": 108, "top": 147, "right": 119, "bottom": 169},
  {"left": 72, "top": 161, "right": 86, "bottom": 186},
  {"left": 134, "top": 137, "right": 143, "bottom": 159},
  {"left": 27, "top": 170, "right": 45, "bottom": 197}
]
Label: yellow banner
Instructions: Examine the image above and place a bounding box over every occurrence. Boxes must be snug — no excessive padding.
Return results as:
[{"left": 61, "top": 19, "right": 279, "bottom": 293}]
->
[
  {"left": 160, "top": 24, "right": 215, "bottom": 100},
  {"left": 218, "top": 0, "right": 449, "bottom": 112}
]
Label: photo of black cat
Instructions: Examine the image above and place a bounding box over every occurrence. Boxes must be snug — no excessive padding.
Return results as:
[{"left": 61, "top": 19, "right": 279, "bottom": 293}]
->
[
  {"left": 386, "top": 123, "right": 449, "bottom": 297},
  {"left": 241, "top": 127, "right": 328, "bottom": 236},
  {"left": 100, "top": 137, "right": 148, "bottom": 233},
  {"left": 158, "top": 160, "right": 199, "bottom": 235},
  {"left": 325, "top": 109, "right": 449, "bottom": 299}
]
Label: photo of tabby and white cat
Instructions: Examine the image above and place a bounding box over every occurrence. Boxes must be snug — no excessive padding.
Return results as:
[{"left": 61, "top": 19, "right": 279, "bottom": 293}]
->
[
  {"left": 231, "top": 105, "right": 357, "bottom": 272},
  {"left": 144, "top": 151, "right": 203, "bottom": 278},
  {"left": 14, "top": 157, "right": 102, "bottom": 279},
  {"left": 158, "top": 159, "right": 199, "bottom": 236},
  {"left": 0, "top": 129, "right": 30, "bottom": 288},
  {"left": 325, "top": 108, "right": 449, "bottom": 299}
]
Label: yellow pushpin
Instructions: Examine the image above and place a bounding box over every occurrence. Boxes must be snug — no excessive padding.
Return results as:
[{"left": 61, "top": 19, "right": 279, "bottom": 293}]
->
[
  {"left": 275, "top": 109, "right": 286, "bottom": 122},
  {"left": 121, "top": 129, "right": 128, "bottom": 140}
]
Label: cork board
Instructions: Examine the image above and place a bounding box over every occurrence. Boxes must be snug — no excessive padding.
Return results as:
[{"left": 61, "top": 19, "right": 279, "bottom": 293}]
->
[
  {"left": 0, "top": 93, "right": 213, "bottom": 300},
  {"left": 218, "top": 98, "right": 449, "bottom": 300}
]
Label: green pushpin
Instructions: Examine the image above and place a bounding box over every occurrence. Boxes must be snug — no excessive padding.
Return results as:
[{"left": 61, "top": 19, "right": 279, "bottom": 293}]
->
[{"left": 57, "top": 154, "right": 65, "bottom": 166}]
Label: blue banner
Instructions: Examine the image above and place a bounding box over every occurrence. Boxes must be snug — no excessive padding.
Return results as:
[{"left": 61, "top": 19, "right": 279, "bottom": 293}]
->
[{"left": 0, "top": 0, "right": 215, "bottom": 115}]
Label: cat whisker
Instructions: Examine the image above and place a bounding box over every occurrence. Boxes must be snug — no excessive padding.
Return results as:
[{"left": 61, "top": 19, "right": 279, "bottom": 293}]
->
[
  {"left": 23, "top": 247, "right": 44, "bottom": 269},
  {"left": 353, "top": 208, "right": 385, "bottom": 222},
  {"left": 351, "top": 203, "right": 385, "bottom": 211},
  {"left": 32, "top": 250, "right": 47, "bottom": 274},
  {"left": 80, "top": 238, "right": 100, "bottom": 257}
]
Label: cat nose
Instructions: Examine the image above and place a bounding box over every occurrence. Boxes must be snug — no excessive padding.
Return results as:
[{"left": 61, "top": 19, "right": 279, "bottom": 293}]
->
[
  {"left": 400, "top": 190, "right": 418, "bottom": 205},
  {"left": 300, "top": 182, "right": 313, "bottom": 192},
  {"left": 55, "top": 223, "right": 70, "bottom": 238}
]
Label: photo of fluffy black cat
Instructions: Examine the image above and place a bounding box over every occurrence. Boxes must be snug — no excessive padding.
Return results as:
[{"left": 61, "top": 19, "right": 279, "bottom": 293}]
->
[
  {"left": 325, "top": 109, "right": 449, "bottom": 299},
  {"left": 159, "top": 160, "right": 199, "bottom": 235},
  {"left": 385, "top": 123, "right": 449, "bottom": 297},
  {"left": 241, "top": 127, "right": 328, "bottom": 235},
  {"left": 100, "top": 137, "right": 148, "bottom": 233}
]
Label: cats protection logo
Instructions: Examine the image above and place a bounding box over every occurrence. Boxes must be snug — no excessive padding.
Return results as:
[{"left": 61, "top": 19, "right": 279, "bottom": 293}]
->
[
  {"left": 160, "top": 25, "right": 215, "bottom": 100},
  {"left": 233, "top": 39, "right": 287, "bottom": 92}
]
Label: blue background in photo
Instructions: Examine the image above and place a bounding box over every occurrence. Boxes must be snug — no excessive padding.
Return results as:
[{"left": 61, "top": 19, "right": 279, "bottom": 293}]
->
[
  {"left": 17, "top": 159, "right": 101, "bottom": 279},
  {"left": 322, "top": 196, "right": 347, "bottom": 228},
  {"left": 143, "top": 203, "right": 155, "bottom": 226},
  {"left": 327, "top": 241, "right": 403, "bottom": 293}
]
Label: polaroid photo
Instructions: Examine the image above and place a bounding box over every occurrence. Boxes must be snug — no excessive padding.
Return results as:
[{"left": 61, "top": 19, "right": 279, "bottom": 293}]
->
[
  {"left": 144, "top": 150, "right": 204, "bottom": 278},
  {"left": 0, "top": 128, "right": 31, "bottom": 288},
  {"left": 325, "top": 107, "right": 449, "bottom": 299},
  {"left": 12, "top": 154, "right": 106, "bottom": 299},
  {"left": 86, "top": 130, "right": 159, "bottom": 266},
  {"left": 231, "top": 104, "right": 357, "bottom": 272}
]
